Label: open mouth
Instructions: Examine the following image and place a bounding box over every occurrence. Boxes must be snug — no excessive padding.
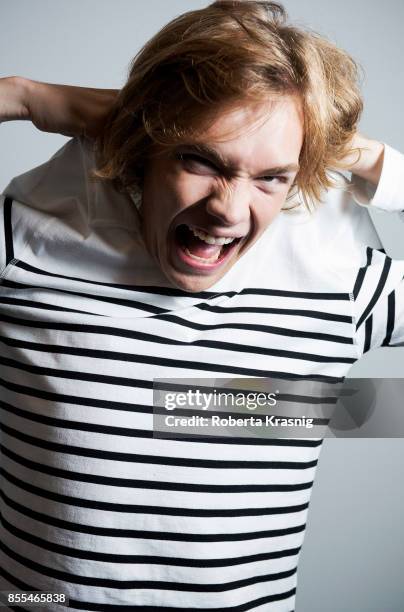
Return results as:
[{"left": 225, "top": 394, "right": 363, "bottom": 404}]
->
[{"left": 173, "top": 224, "right": 243, "bottom": 269}]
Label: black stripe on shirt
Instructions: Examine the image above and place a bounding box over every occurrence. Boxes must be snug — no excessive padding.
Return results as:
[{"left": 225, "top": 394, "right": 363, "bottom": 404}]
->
[
  {"left": 0, "top": 480, "right": 310, "bottom": 519},
  {"left": 3, "top": 196, "right": 14, "bottom": 267},
  {"left": 14, "top": 260, "right": 219, "bottom": 299},
  {"left": 1, "top": 420, "right": 318, "bottom": 470},
  {"left": 12, "top": 260, "right": 351, "bottom": 300},
  {"left": 0, "top": 564, "right": 296, "bottom": 611},
  {"left": 382, "top": 291, "right": 395, "bottom": 346},
  {"left": 1, "top": 519, "right": 304, "bottom": 572},
  {"left": 1, "top": 444, "right": 314, "bottom": 493},
  {"left": 153, "top": 313, "right": 353, "bottom": 344},
  {"left": 0, "top": 528, "right": 302, "bottom": 579},
  {"left": 363, "top": 315, "right": 373, "bottom": 353},
  {"left": 1, "top": 279, "right": 169, "bottom": 315},
  {"left": 352, "top": 247, "right": 372, "bottom": 300},
  {"left": 0, "top": 319, "right": 356, "bottom": 364},
  {"left": 196, "top": 302, "right": 353, "bottom": 323},
  {"left": 0, "top": 296, "right": 104, "bottom": 316}
]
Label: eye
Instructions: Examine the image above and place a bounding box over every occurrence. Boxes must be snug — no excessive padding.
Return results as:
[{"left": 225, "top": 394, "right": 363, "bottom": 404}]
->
[
  {"left": 256, "top": 175, "right": 290, "bottom": 193},
  {"left": 176, "top": 152, "right": 218, "bottom": 174},
  {"left": 259, "top": 175, "right": 289, "bottom": 184}
]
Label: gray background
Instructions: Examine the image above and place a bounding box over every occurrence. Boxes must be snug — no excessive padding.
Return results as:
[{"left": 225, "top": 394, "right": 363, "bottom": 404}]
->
[{"left": 1, "top": 1, "right": 403, "bottom": 610}]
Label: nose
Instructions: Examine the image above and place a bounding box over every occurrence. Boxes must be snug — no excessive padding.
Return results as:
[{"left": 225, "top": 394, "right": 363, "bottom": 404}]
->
[{"left": 205, "top": 178, "right": 251, "bottom": 227}]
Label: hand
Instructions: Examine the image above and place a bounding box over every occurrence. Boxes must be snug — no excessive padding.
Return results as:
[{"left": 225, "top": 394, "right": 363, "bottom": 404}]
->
[
  {"left": 0, "top": 76, "right": 118, "bottom": 138},
  {"left": 0, "top": 76, "right": 30, "bottom": 123},
  {"left": 340, "top": 132, "right": 385, "bottom": 187}
]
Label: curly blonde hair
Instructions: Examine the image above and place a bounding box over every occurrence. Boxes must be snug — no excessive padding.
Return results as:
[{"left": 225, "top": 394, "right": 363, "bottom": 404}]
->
[{"left": 93, "top": 0, "right": 363, "bottom": 210}]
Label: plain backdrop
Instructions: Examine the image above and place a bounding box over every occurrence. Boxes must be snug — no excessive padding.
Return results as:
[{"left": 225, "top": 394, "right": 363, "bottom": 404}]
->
[{"left": 1, "top": 1, "right": 404, "bottom": 610}]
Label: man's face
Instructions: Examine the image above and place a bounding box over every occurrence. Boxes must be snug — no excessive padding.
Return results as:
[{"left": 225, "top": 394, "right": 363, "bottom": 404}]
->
[{"left": 141, "top": 96, "right": 304, "bottom": 292}]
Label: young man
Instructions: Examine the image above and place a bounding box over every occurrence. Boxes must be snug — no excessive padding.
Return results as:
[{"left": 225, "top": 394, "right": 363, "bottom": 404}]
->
[{"left": 1, "top": 1, "right": 403, "bottom": 610}]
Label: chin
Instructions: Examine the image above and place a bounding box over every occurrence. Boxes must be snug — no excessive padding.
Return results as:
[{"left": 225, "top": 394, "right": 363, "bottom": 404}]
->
[{"left": 165, "top": 269, "right": 219, "bottom": 293}]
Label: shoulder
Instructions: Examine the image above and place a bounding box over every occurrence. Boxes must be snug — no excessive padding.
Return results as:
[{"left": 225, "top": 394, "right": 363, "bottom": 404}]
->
[
  {"left": 0, "top": 137, "right": 95, "bottom": 275},
  {"left": 2, "top": 136, "right": 92, "bottom": 221},
  {"left": 0, "top": 137, "right": 142, "bottom": 282}
]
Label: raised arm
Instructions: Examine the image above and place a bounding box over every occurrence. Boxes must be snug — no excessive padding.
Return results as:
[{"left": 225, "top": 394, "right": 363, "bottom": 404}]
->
[
  {"left": 0, "top": 76, "right": 118, "bottom": 138},
  {"left": 0, "top": 77, "right": 387, "bottom": 173}
]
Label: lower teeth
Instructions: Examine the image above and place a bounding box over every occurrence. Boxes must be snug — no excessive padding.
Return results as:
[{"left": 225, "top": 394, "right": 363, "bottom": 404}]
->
[{"left": 184, "top": 247, "right": 223, "bottom": 263}]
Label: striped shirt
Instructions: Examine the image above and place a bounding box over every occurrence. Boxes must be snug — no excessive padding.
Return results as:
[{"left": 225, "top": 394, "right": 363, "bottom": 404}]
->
[{"left": 1, "top": 137, "right": 403, "bottom": 611}]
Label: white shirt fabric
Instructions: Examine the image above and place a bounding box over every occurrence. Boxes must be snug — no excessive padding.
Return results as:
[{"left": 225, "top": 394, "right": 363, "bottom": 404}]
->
[{"left": 1, "top": 137, "right": 404, "bottom": 611}]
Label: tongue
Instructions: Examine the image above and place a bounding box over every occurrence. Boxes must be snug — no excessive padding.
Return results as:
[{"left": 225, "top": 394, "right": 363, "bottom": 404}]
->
[{"left": 184, "top": 232, "right": 222, "bottom": 259}]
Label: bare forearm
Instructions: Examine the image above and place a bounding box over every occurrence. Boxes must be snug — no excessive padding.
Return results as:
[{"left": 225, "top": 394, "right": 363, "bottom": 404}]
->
[
  {"left": 0, "top": 76, "right": 118, "bottom": 138},
  {"left": 29, "top": 79, "right": 118, "bottom": 137}
]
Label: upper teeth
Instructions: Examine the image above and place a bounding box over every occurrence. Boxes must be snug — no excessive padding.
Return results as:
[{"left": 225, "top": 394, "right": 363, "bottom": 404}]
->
[{"left": 190, "top": 226, "right": 236, "bottom": 245}]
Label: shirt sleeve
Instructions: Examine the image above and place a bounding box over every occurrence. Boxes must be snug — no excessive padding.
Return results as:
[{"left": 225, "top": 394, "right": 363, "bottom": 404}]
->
[
  {"left": 349, "top": 143, "right": 404, "bottom": 216},
  {"left": 0, "top": 194, "right": 14, "bottom": 277},
  {"left": 350, "top": 144, "right": 404, "bottom": 355}
]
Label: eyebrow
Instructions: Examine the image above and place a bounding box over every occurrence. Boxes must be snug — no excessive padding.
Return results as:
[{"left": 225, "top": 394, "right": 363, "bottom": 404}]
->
[{"left": 179, "top": 143, "right": 300, "bottom": 175}]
